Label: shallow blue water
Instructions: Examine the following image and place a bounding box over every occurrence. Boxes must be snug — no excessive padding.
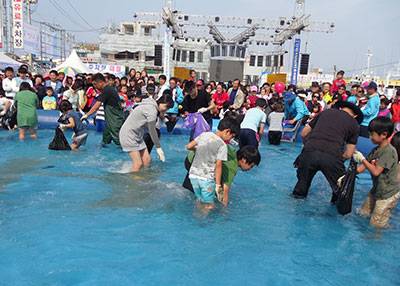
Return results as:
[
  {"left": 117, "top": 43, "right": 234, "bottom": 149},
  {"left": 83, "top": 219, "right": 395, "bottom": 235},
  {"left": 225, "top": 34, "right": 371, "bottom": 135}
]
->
[{"left": 0, "top": 130, "right": 399, "bottom": 286}]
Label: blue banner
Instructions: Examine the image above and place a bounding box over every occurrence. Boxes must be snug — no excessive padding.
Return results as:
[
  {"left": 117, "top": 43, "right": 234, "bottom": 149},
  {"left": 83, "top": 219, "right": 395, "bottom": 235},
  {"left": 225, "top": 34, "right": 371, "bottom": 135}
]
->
[{"left": 290, "top": 39, "right": 301, "bottom": 85}]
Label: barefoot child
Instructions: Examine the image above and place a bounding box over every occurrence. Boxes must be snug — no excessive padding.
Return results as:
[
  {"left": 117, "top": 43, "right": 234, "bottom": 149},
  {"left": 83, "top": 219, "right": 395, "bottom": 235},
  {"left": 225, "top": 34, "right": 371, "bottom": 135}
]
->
[
  {"left": 58, "top": 100, "right": 88, "bottom": 150},
  {"left": 353, "top": 117, "right": 399, "bottom": 228},
  {"left": 186, "top": 118, "right": 240, "bottom": 209}
]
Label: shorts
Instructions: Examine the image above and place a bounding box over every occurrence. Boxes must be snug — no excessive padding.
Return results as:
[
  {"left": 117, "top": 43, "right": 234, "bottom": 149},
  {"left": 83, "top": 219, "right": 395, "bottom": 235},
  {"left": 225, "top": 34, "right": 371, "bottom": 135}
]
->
[
  {"left": 190, "top": 178, "right": 215, "bottom": 203},
  {"left": 359, "top": 192, "right": 400, "bottom": 228},
  {"left": 73, "top": 132, "right": 88, "bottom": 147}
]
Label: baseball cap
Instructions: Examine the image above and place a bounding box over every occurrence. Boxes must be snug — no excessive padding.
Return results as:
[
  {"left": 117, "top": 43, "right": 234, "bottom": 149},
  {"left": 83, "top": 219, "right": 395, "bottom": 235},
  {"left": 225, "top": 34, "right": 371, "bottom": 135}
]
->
[
  {"left": 196, "top": 80, "right": 203, "bottom": 86},
  {"left": 365, "top": 81, "right": 377, "bottom": 90},
  {"left": 250, "top": 85, "right": 258, "bottom": 92},
  {"left": 282, "top": 91, "right": 297, "bottom": 102},
  {"left": 311, "top": 81, "right": 319, "bottom": 88}
]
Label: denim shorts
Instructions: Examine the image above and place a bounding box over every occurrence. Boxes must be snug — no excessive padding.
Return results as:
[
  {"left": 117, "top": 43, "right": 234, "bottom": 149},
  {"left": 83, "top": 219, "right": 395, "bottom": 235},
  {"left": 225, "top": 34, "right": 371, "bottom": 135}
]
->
[{"left": 190, "top": 178, "right": 215, "bottom": 203}]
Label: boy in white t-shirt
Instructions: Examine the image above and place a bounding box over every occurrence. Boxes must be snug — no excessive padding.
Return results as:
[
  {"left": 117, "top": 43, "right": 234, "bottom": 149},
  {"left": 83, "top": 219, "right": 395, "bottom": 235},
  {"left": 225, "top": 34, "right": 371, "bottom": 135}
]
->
[
  {"left": 268, "top": 101, "right": 285, "bottom": 145},
  {"left": 186, "top": 118, "right": 240, "bottom": 211}
]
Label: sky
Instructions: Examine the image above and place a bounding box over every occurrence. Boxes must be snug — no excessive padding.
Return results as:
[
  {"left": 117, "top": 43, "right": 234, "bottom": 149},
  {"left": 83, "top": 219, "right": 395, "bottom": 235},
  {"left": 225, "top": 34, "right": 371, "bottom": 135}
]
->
[{"left": 32, "top": 0, "right": 400, "bottom": 77}]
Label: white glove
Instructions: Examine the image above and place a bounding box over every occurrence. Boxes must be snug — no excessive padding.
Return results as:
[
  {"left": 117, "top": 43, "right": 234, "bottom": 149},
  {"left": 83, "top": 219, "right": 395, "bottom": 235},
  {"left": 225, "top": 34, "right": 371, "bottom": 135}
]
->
[
  {"left": 353, "top": 150, "right": 365, "bottom": 163},
  {"left": 197, "top": 107, "right": 208, "bottom": 113},
  {"left": 59, "top": 124, "right": 66, "bottom": 129},
  {"left": 258, "top": 141, "right": 262, "bottom": 148},
  {"left": 0, "top": 110, "right": 6, "bottom": 116},
  {"left": 164, "top": 117, "right": 169, "bottom": 123},
  {"left": 156, "top": 147, "right": 166, "bottom": 162},
  {"left": 71, "top": 132, "right": 76, "bottom": 139},
  {"left": 215, "top": 184, "right": 224, "bottom": 203},
  {"left": 337, "top": 175, "right": 345, "bottom": 188},
  {"left": 80, "top": 114, "right": 88, "bottom": 121}
]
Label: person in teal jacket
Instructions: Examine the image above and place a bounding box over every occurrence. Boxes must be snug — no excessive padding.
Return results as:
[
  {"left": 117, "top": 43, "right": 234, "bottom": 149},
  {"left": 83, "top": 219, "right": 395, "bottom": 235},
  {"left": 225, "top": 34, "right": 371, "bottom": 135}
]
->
[
  {"left": 360, "top": 82, "right": 380, "bottom": 137},
  {"left": 165, "top": 77, "right": 184, "bottom": 132},
  {"left": 283, "top": 91, "right": 310, "bottom": 125}
]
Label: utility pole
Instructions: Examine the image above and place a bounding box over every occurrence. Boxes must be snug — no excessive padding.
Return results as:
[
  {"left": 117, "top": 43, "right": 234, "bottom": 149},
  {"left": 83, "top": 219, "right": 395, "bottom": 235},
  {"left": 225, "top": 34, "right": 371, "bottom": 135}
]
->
[
  {"left": 9, "top": 0, "right": 13, "bottom": 54},
  {"left": 0, "top": 0, "right": 3, "bottom": 51},
  {"left": 163, "top": 0, "right": 173, "bottom": 80},
  {"left": 290, "top": 0, "right": 305, "bottom": 85},
  {"left": 26, "top": 0, "right": 32, "bottom": 67}
]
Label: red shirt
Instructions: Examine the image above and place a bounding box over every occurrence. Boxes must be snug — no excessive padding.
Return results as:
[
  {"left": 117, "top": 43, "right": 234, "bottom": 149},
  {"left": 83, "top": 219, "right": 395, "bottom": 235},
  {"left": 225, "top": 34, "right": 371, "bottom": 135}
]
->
[
  {"left": 86, "top": 86, "right": 99, "bottom": 107},
  {"left": 390, "top": 101, "right": 400, "bottom": 123},
  {"left": 331, "top": 79, "right": 346, "bottom": 94},
  {"left": 212, "top": 92, "right": 230, "bottom": 107},
  {"left": 247, "top": 95, "right": 258, "bottom": 109}
]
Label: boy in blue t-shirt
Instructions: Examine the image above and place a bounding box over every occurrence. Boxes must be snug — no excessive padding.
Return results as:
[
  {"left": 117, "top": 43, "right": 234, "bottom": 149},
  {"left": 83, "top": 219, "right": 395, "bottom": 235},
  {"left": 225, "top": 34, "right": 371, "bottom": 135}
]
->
[
  {"left": 59, "top": 100, "right": 88, "bottom": 150},
  {"left": 239, "top": 98, "right": 267, "bottom": 148}
]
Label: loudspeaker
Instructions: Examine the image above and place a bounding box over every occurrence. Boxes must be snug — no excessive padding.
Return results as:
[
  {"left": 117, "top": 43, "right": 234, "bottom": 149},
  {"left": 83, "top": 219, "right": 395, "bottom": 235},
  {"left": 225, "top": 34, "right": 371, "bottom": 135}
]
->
[
  {"left": 300, "top": 54, "right": 310, "bottom": 75},
  {"left": 154, "top": 45, "right": 163, "bottom": 66}
]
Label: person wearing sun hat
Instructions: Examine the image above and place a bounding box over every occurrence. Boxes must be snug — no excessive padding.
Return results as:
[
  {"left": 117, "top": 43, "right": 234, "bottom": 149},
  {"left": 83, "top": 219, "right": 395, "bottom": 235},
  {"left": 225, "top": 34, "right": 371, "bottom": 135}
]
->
[
  {"left": 292, "top": 100, "right": 363, "bottom": 203},
  {"left": 283, "top": 91, "right": 309, "bottom": 125}
]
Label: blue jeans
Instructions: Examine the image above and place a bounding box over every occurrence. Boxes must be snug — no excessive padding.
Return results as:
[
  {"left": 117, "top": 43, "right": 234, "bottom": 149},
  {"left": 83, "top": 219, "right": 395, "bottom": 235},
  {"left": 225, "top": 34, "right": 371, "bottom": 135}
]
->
[{"left": 96, "top": 120, "right": 105, "bottom": 133}]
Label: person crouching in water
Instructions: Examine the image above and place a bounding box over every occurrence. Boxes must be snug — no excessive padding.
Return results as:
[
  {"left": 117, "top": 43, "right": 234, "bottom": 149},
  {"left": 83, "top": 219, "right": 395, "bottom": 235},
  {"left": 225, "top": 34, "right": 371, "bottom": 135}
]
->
[
  {"left": 239, "top": 98, "right": 267, "bottom": 148},
  {"left": 119, "top": 93, "right": 174, "bottom": 172},
  {"left": 58, "top": 100, "right": 88, "bottom": 150},
  {"left": 186, "top": 118, "right": 240, "bottom": 211},
  {"left": 353, "top": 117, "right": 399, "bottom": 228}
]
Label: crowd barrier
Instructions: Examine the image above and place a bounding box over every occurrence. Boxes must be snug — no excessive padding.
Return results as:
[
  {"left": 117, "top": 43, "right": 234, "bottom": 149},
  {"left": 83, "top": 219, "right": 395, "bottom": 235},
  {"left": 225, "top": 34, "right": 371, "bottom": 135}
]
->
[{"left": 37, "top": 110, "right": 375, "bottom": 156}]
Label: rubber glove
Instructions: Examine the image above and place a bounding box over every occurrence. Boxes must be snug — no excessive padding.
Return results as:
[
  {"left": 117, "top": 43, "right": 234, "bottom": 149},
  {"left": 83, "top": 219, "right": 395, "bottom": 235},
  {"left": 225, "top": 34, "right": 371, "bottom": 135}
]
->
[
  {"left": 0, "top": 110, "right": 6, "bottom": 116},
  {"left": 80, "top": 114, "right": 88, "bottom": 121},
  {"left": 197, "top": 107, "right": 208, "bottom": 113},
  {"left": 71, "top": 133, "right": 76, "bottom": 139},
  {"left": 156, "top": 147, "right": 166, "bottom": 162},
  {"left": 353, "top": 150, "right": 365, "bottom": 163},
  {"left": 215, "top": 184, "right": 224, "bottom": 203},
  {"left": 59, "top": 124, "right": 66, "bottom": 129},
  {"left": 337, "top": 175, "right": 345, "bottom": 188}
]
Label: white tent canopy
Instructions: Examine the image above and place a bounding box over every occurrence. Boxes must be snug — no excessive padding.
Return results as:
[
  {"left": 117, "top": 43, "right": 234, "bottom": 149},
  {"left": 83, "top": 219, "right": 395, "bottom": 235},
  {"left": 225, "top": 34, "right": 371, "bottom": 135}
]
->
[
  {"left": 0, "top": 52, "right": 22, "bottom": 70},
  {"left": 54, "top": 49, "right": 94, "bottom": 74}
]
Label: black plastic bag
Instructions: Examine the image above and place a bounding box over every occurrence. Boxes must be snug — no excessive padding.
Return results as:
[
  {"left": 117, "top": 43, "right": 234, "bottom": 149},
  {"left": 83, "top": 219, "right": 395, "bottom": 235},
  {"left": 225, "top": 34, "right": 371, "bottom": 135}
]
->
[
  {"left": 335, "top": 160, "right": 357, "bottom": 215},
  {"left": 48, "top": 127, "right": 71, "bottom": 151},
  {"left": 182, "top": 155, "right": 194, "bottom": 193}
]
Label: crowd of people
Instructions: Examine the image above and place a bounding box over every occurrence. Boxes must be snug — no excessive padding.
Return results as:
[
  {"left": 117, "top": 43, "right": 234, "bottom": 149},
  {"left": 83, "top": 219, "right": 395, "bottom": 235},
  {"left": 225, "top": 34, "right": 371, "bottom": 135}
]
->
[{"left": 0, "top": 65, "right": 400, "bottom": 226}]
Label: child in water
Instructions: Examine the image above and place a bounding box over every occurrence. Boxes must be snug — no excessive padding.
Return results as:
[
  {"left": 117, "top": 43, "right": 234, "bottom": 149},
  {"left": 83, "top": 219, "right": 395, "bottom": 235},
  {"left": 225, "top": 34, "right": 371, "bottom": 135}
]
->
[
  {"left": 184, "top": 145, "right": 260, "bottom": 206},
  {"left": 58, "top": 100, "right": 88, "bottom": 150},
  {"left": 186, "top": 118, "right": 240, "bottom": 210},
  {"left": 353, "top": 117, "right": 399, "bottom": 228},
  {"left": 267, "top": 101, "right": 285, "bottom": 145}
]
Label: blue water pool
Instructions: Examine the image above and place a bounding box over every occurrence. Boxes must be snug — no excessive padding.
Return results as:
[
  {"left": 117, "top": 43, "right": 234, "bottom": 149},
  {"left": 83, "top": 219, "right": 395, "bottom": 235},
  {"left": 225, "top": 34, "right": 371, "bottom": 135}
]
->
[{"left": 0, "top": 129, "right": 399, "bottom": 285}]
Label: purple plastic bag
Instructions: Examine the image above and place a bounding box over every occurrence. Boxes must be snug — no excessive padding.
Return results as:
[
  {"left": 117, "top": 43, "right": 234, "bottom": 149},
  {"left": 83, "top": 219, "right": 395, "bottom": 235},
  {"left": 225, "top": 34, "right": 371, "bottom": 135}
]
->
[{"left": 182, "top": 113, "right": 211, "bottom": 139}]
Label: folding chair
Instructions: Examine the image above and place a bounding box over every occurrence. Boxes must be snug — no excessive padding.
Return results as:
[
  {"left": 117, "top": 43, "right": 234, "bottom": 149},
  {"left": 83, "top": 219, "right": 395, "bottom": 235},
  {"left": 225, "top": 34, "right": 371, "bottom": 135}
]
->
[{"left": 281, "top": 120, "right": 302, "bottom": 142}]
